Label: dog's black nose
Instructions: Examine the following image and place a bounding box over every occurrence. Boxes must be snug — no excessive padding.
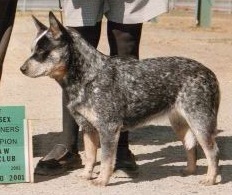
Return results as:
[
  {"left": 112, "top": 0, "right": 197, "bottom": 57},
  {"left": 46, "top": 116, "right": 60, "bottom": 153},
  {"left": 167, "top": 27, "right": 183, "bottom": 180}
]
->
[{"left": 20, "top": 65, "right": 27, "bottom": 73}]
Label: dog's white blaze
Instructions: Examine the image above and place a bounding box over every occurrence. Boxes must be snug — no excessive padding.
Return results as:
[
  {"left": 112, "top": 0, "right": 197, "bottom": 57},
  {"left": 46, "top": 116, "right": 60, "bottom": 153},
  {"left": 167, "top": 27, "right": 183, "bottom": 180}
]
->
[
  {"left": 184, "top": 130, "right": 196, "bottom": 150},
  {"left": 31, "top": 30, "right": 48, "bottom": 53}
]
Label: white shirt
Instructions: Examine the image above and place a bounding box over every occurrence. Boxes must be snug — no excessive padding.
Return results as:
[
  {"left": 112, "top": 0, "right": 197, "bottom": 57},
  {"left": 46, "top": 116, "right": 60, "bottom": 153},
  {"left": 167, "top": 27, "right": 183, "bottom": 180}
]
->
[{"left": 63, "top": 0, "right": 169, "bottom": 26}]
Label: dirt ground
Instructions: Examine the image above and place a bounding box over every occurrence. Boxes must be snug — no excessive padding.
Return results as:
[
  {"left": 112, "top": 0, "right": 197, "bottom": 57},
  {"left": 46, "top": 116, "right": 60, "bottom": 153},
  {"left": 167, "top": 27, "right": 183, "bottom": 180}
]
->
[{"left": 0, "top": 10, "right": 232, "bottom": 195}]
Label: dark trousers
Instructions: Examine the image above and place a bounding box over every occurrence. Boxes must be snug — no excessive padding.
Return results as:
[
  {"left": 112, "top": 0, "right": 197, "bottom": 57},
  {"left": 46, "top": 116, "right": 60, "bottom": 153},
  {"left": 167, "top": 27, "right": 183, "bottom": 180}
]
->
[
  {"left": 0, "top": 0, "right": 18, "bottom": 81},
  {"left": 63, "top": 21, "right": 143, "bottom": 156}
]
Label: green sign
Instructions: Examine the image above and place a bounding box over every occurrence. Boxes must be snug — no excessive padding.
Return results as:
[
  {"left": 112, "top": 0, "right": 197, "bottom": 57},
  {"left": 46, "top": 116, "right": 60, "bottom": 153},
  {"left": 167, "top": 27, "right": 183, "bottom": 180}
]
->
[{"left": 0, "top": 106, "right": 33, "bottom": 183}]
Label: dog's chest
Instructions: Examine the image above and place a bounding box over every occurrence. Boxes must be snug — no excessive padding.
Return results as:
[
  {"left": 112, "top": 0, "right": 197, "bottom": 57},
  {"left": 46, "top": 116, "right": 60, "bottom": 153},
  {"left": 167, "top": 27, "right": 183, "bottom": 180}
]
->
[
  {"left": 65, "top": 83, "right": 98, "bottom": 123},
  {"left": 67, "top": 97, "right": 97, "bottom": 124}
]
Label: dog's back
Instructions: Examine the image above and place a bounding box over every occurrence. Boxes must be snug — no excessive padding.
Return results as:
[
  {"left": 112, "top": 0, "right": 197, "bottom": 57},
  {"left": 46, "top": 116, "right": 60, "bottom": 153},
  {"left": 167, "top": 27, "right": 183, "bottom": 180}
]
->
[{"left": 93, "top": 56, "right": 219, "bottom": 130}]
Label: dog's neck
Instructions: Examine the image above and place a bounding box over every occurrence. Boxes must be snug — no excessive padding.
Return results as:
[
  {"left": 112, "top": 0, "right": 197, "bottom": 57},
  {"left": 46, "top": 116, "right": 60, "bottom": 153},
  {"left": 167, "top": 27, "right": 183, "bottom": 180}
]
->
[{"left": 58, "top": 28, "right": 108, "bottom": 93}]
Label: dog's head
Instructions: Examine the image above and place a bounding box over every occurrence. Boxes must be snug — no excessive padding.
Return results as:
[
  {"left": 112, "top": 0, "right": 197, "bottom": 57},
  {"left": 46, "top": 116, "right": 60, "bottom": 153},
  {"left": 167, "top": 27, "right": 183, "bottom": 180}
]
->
[{"left": 20, "top": 12, "right": 71, "bottom": 81}]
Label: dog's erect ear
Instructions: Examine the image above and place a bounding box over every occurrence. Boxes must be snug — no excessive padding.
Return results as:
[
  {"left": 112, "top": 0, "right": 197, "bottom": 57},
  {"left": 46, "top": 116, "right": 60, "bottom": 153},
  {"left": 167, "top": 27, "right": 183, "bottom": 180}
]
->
[
  {"left": 48, "top": 11, "right": 65, "bottom": 39},
  {"left": 32, "top": 15, "right": 48, "bottom": 33}
]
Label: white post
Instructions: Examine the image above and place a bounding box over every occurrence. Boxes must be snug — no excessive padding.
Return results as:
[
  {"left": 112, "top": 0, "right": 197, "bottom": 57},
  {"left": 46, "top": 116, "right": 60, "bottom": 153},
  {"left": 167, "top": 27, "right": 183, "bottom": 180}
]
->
[
  {"left": 230, "top": 0, "right": 232, "bottom": 14},
  {"left": 23, "top": 0, "right": 27, "bottom": 12}
]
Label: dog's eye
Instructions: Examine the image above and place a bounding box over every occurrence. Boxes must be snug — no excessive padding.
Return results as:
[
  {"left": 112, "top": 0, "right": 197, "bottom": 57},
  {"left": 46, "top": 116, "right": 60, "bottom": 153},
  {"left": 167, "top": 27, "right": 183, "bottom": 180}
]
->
[
  {"left": 37, "top": 48, "right": 43, "bottom": 53},
  {"left": 36, "top": 48, "right": 44, "bottom": 54}
]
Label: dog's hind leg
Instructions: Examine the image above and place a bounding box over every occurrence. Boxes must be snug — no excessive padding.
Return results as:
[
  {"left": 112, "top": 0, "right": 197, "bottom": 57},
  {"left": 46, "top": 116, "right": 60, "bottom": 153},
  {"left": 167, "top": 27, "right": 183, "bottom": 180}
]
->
[
  {"left": 179, "top": 109, "right": 219, "bottom": 185},
  {"left": 198, "top": 136, "right": 219, "bottom": 185},
  {"left": 92, "top": 123, "right": 121, "bottom": 186},
  {"left": 81, "top": 128, "right": 99, "bottom": 180},
  {"left": 189, "top": 122, "right": 219, "bottom": 185},
  {"left": 169, "top": 109, "right": 197, "bottom": 176}
]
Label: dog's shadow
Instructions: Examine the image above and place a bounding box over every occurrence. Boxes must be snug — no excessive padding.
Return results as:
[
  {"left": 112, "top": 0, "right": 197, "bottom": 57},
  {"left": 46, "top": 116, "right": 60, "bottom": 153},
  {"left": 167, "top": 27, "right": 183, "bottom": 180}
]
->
[
  {"left": 33, "top": 126, "right": 232, "bottom": 184},
  {"left": 117, "top": 126, "right": 232, "bottom": 186}
]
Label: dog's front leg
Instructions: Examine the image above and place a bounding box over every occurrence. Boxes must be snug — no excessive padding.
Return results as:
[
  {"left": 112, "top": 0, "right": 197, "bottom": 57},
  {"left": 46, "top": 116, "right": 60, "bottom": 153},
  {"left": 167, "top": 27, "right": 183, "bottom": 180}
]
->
[
  {"left": 92, "top": 124, "right": 121, "bottom": 186},
  {"left": 81, "top": 128, "right": 99, "bottom": 180}
]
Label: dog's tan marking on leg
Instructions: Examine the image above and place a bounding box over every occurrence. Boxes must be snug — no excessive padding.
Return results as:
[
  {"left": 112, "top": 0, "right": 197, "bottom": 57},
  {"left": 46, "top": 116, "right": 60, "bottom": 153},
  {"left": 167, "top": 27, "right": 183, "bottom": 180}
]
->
[
  {"left": 92, "top": 157, "right": 115, "bottom": 186},
  {"left": 198, "top": 136, "right": 219, "bottom": 185},
  {"left": 81, "top": 129, "right": 99, "bottom": 180},
  {"left": 92, "top": 126, "right": 121, "bottom": 186},
  {"left": 183, "top": 147, "right": 197, "bottom": 175},
  {"left": 169, "top": 109, "right": 197, "bottom": 175}
]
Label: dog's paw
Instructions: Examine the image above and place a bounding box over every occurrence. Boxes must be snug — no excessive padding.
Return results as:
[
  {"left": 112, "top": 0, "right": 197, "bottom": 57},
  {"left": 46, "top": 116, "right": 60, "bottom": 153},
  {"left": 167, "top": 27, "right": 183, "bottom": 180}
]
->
[
  {"left": 80, "top": 170, "right": 92, "bottom": 180},
  {"left": 91, "top": 178, "right": 108, "bottom": 187},
  {"left": 180, "top": 167, "right": 196, "bottom": 176},
  {"left": 199, "top": 177, "right": 216, "bottom": 186}
]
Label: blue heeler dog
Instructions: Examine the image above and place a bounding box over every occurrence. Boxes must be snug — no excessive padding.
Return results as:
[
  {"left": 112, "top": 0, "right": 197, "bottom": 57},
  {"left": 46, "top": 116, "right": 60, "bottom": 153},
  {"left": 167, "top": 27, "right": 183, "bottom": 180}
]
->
[{"left": 20, "top": 12, "right": 220, "bottom": 186}]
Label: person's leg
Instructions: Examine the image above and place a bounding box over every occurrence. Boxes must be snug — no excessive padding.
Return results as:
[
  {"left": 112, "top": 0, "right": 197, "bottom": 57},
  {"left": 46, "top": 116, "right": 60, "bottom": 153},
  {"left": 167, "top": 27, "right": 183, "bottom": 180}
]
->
[
  {"left": 35, "top": 22, "right": 102, "bottom": 176},
  {"left": 107, "top": 21, "right": 142, "bottom": 58},
  {"left": 107, "top": 21, "right": 143, "bottom": 177},
  {"left": 34, "top": 89, "right": 83, "bottom": 175},
  {"left": 71, "top": 22, "right": 102, "bottom": 48},
  {"left": 0, "top": 0, "right": 18, "bottom": 81}
]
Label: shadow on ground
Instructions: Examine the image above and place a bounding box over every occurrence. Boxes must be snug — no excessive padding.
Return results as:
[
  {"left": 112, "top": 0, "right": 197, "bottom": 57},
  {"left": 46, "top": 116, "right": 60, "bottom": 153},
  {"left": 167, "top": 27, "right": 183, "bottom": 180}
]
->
[{"left": 32, "top": 126, "right": 232, "bottom": 184}]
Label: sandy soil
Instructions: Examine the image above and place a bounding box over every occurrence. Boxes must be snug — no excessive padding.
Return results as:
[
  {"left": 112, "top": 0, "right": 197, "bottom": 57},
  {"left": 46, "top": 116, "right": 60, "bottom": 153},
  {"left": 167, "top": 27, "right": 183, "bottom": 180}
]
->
[{"left": 0, "top": 10, "right": 232, "bottom": 195}]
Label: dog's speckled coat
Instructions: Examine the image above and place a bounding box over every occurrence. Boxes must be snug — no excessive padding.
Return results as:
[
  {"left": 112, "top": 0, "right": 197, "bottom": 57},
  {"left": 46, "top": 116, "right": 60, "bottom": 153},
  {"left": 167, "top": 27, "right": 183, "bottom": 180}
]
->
[{"left": 21, "top": 12, "right": 220, "bottom": 186}]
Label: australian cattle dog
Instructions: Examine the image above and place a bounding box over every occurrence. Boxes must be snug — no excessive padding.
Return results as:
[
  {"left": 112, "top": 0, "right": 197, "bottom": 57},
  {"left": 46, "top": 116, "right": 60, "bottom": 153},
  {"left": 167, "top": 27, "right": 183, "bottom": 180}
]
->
[{"left": 20, "top": 12, "right": 220, "bottom": 186}]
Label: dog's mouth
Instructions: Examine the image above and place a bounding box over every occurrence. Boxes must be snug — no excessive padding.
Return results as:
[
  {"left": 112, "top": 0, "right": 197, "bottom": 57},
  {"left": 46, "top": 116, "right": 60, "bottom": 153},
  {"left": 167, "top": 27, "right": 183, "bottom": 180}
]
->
[
  {"left": 20, "top": 61, "right": 67, "bottom": 80},
  {"left": 20, "top": 66, "right": 44, "bottom": 78}
]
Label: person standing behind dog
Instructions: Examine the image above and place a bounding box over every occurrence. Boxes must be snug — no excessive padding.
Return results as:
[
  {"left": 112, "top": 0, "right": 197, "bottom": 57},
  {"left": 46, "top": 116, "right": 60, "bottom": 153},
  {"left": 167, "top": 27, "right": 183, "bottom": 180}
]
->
[
  {"left": 0, "top": 0, "right": 18, "bottom": 83},
  {"left": 35, "top": 0, "right": 169, "bottom": 176}
]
